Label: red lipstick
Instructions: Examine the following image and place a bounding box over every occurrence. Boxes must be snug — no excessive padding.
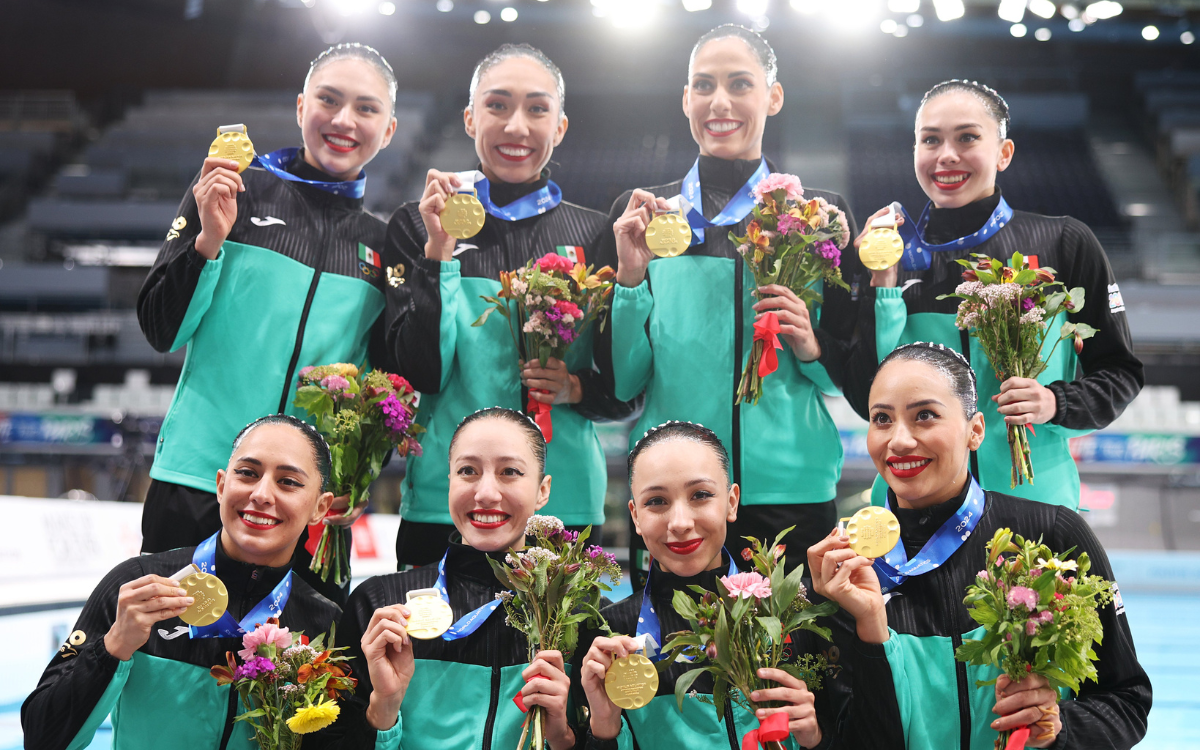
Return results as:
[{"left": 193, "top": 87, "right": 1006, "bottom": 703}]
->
[
  {"left": 468, "top": 510, "right": 510, "bottom": 529},
  {"left": 886, "top": 455, "right": 933, "bottom": 479},
  {"left": 322, "top": 133, "right": 359, "bottom": 153},
  {"left": 495, "top": 143, "right": 534, "bottom": 162},
  {"left": 931, "top": 170, "right": 970, "bottom": 191},
  {"left": 666, "top": 539, "right": 703, "bottom": 555},
  {"left": 239, "top": 510, "right": 282, "bottom": 531},
  {"left": 704, "top": 119, "right": 744, "bottom": 138}
]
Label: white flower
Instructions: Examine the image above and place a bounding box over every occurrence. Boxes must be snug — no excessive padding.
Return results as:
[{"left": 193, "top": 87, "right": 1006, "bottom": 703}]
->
[
  {"left": 525, "top": 514, "right": 565, "bottom": 536},
  {"left": 523, "top": 546, "right": 560, "bottom": 566},
  {"left": 979, "top": 282, "right": 1022, "bottom": 303},
  {"left": 955, "top": 281, "right": 985, "bottom": 297},
  {"left": 510, "top": 278, "right": 528, "bottom": 295},
  {"left": 1038, "top": 557, "right": 1078, "bottom": 573},
  {"left": 495, "top": 591, "right": 514, "bottom": 602}
]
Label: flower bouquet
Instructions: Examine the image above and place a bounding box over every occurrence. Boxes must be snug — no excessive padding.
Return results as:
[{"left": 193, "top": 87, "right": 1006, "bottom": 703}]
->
[
  {"left": 956, "top": 528, "right": 1115, "bottom": 750},
  {"left": 487, "top": 515, "right": 621, "bottom": 750},
  {"left": 938, "top": 253, "right": 1097, "bottom": 487},
  {"left": 659, "top": 529, "right": 838, "bottom": 750},
  {"left": 472, "top": 253, "right": 615, "bottom": 441},
  {"left": 210, "top": 619, "right": 357, "bottom": 750},
  {"left": 729, "top": 174, "right": 851, "bottom": 405},
  {"left": 293, "top": 363, "right": 424, "bottom": 584}
]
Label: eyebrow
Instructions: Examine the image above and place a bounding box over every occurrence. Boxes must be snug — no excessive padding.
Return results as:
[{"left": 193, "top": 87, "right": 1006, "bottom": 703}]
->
[
  {"left": 641, "top": 478, "right": 715, "bottom": 493},
  {"left": 920, "top": 123, "right": 984, "bottom": 132},
  {"left": 316, "top": 85, "right": 383, "bottom": 105},
  {"left": 456, "top": 454, "right": 528, "bottom": 466},
  {"left": 907, "top": 399, "right": 945, "bottom": 409},
  {"left": 482, "top": 89, "right": 552, "bottom": 100},
  {"left": 235, "top": 456, "right": 309, "bottom": 478}
]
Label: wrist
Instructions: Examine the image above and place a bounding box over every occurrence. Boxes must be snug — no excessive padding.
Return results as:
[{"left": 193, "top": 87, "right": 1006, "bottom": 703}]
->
[
  {"left": 366, "top": 692, "right": 403, "bottom": 730},
  {"left": 616, "top": 265, "right": 645, "bottom": 288},
  {"left": 589, "top": 711, "right": 623, "bottom": 741},
  {"left": 566, "top": 374, "right": 582, "bottom": 404},
  {"left": 424, "top": 237, "right": 454, "bottom": 262},
  {"left": 547, "top": 725, "right": 576, "bottom": 750},
  {"left": 855, "top": 608, "right": 890, "bottom": 645},
  {"left": 194, "top": 231, "right": 221, "bottom": 260},
  {"left": 103, "top": 629, "right": 134, "bottom": 662}
]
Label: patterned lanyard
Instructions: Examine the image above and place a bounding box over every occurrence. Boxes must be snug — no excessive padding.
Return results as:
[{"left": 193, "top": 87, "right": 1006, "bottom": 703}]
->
[
  {"left": 897, "top": 197, "right": 1013, "bottom": 271},
  {"left": 253, "top": 148, "right": 366, "bottom": 199},
  {"left": 189, "top": 532, "right": 293, "bottom": 639},
  {"left": 637, "top": 550, "right": 739, "bottom": 662},
  {"left": 872, "top": 478, "right": 986, "bottom": 593},
  {"left": 432, "top": 551, "right": 506, "bottom": 640},
  {"left": 679, "top": 157, "right": 770, "bottom": 245}
]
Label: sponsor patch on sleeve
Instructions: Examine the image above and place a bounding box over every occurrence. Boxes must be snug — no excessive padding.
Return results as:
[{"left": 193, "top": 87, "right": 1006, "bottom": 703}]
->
[
  {"left": 1108, "top": 283, "right": 1126, "bottom": 313},
  {"left": 1112, "top": 581, "right": 1126, "bottom": 615}
]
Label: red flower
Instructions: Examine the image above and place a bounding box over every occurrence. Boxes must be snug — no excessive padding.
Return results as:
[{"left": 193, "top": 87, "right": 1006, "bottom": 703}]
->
[
  {"left": 554, "top": 299, "right": 583, "bottom": 319},
  {"left": 387, "top": 373, "right": 413, "bottom": 395},
  {"left": 740, "top": 548, "right": 754, "bottom": 561},
  {"left": 1074, "top": 333, "right": 1084, "bottom": 354},
  {"left": 536, "top": 253, "right": 574, "bottom": 274},
  {"left": 961, "top": 269, "right": 979, "bottom": 282}
]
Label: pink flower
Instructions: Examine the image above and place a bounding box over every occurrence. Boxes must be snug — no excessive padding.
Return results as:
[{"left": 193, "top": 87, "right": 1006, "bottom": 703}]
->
[
  {"left": 535, "top": 253, "right": 574, "bottom": 274},
  {"left": 320, "top": 375, "right": 350, "bottom": 394},
  {"left": 776, "top": 213, "right": 804, "bottom": 235},
  {"left": 976, "top": 570, "right": 990, "bottom": 581},
  {"left": 753, "top": 173, "right": 804, "bottom": 203},
  {"left": 554, "top": 299, "right": 583, "bottom": 319},
  {"left": 721, "top": 571, "right": 772, "bottom": 600},
  {"left": 1025, "top": 619, "right": 1039, "bottom": 636},
  {"left": 1037, "top": 610, "right": 1054, "bottom": 624},
  {"left": 239, "top": 622, "right": 293, "bottom": 661},
  {"left": 1006, "top": 586, "right": 1039, "bottom": 611}
]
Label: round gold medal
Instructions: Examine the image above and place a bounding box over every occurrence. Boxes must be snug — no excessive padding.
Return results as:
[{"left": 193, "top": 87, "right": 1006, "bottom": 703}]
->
[
  {"left": 858, "top": 227, "right": 904, "bottom": 271},
  {"left": 604, "top": 654, "right": 659, "bottom": 710},
  {"left": 178, "top": 571, "right": 229, "bottom": 627},
  {"left": 208, "top": 125, "right": 255, "bottom": 173},
  {"left": 404, "top": 589, "right": 455, "bottom": 640},
  {"left": 840, "top": 506, "right": 901, "bottom": 559},
  {"left": 441, "top": 192, "right": 486, "bottom": 239},
  {"left": 645, "top": 212, "right": 692, "bottom": 258}
]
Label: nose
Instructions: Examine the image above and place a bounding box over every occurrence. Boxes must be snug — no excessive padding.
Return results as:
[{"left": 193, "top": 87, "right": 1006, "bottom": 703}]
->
[
  {"left": 936, "top": 141, "right": 960, "bottom": 166},
  {"left": 331, "top": 103, "right": 356, "bottom": 131},
  {"left": 503, "top": 108, "right": 530, "bottom": 138},
  {"left": 665, "top": 502, "right": 695, "bottom": 538},
  {"left": 710, "top": 87, "right": 732, "bottom": 117},
  {"left": 248, "top": 475, "right": 274, "bottom": 507},
  {"left": 890, "top": 420, "right": 919, "bottom": 455},
  {"left": 473, "top": 474, "right": 504, "bottom": 506}
]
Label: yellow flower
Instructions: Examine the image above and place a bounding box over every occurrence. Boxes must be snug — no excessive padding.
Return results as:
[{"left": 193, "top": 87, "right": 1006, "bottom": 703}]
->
[
  {"left": 1037, "top": 557, "right": 1078, "bottom": 573},
  {"left": 332, "top": 363, "right": 359, "bottom": 379},
  {"left": 287, "top": 700, "right": 340, "bottom": 734}
]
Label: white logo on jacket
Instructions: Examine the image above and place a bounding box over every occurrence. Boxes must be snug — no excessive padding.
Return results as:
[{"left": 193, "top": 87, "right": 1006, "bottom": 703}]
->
[
  {"left": 1108, "top": 283, "right": 1126, "bottom": 313},
  {"left": 251, "top": 216, "right": 287, "bottom": 227}
]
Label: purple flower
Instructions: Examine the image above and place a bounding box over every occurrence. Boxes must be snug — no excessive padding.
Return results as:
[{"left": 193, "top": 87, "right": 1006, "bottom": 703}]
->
[
  {"left": 380, "top": 394, "right": 413, "bottom": 435},
  {"left": 234, "top": 656, "right": 276, "bottom": 680},
  {"left": 1022, "top": 297, "right": 1036, "bottom": 312},
  {"left": 777, "top": 214, "right": 804, "bottom": 235},
  {"left": 1006, "top": 586, "right": 1039, "bottom": 611},
  {"left": 320, "top": 375, "right": 350, "bottom": 394},
  {"left": 814, "top": 240, "right": 841, "bottom": 267}
]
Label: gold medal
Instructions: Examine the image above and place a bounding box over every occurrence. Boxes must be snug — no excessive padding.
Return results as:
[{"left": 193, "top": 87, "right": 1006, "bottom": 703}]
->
[
  {"left": 604, "top": 653, "right": 659, "bottom": 710},
  {"left": 404, "top": 588, "right": 455, "bottom": 640},
  {"left": 859, "top": 226, "right": 904, "bottom": 271},
  {"left": 441, "top": 190, "right": 486, "bottom": 239},
  {"left": 839, "top": 506, "right": 901, "bottom": 559},
  {"left": 178, "top": 570, "right": 229, "bottom": 627},
  {"left": 645, "top": 210, "right": 692, "bottom": 258},
  {"left": 208, "top": 124, "right": 255, "bottom": 173}
]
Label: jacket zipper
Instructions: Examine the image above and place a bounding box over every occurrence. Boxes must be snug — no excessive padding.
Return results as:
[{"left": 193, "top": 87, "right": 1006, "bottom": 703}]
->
[
  {"left": 731, "top": 259, "right": 744, "bottom": 487},
  {"left": 481, "top": 619, "right": 502, "bottom": 750},
  {"left": 218, "top": 686, "right": 239, "bottom": 750},
  {"left": 277, "top": 204, "right": 330, "bottom": 413},
  {"left": 724, "top": 698, "right": 739, "bottom": 749},
  {"left": 940, "top": 557, "right": 974, "bottom": 749}
]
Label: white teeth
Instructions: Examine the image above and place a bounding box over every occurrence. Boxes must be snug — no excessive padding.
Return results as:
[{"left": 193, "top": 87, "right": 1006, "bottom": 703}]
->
[
  {"left": 706, "top": 121, "right": 742, "bottom": 133},
  {"left": 934, "top": 174, "right": 968, "bottom": 184},
  {"left": 497, "top": 145, "right": 533, "bottom": 157},
  {"left": 472, "top": 512, "right": 508, "bottom": 524},
  {"left": 243, "top": 512, "right": 280, "bottom": 526},
  {"left": 892, "top": 459, "right": 932, "bottom": 471},
  {"left": 325, "top": 134, "right": 357, "bottom": 147}
]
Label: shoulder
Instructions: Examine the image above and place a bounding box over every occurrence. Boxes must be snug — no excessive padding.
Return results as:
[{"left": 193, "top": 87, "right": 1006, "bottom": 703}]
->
[
  {"left": 599, "top": 591, "right": 640, "bottom": 632},
  {"left": 553, "top": 200, "right": 609, "bottom": 236}
]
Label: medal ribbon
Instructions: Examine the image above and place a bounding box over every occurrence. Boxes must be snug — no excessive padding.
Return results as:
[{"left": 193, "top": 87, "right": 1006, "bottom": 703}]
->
[
  {"left": 432, "top": 551, "right": 506, "bottom": 640},
  {"left": 638, "top": 550, "right": 739, "bottom": 663},
  {"left": 897, "top": 196, "right": 1013, "bottom": 271},
  {"left": 679, "top": 157, "right": 770, "bottom": 244},
  {"left": 742, "top": 712, "right": 790, "bottom": 750},
  {"left": 189, "top": 533, "right": 293, "bottom": 639},
  {"left": 252, "top": 148, "right": 366, "bottom": 199},
  {"left": 872, "top": 477, "right": 986, "bottom": 593},
  {"left": 752, "top": 312, "right": 783, "bottom": 377},
  {"left": 455, "top": 170, "right": 563, "bottom": 222},
  {"left": 526, "top": 391, "right": 554, "bottom": 443}
]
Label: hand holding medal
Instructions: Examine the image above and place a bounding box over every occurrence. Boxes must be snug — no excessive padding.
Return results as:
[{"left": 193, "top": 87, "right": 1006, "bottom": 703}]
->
[
  {"left": 194, "top": 124, "right": 254, "bottom": 260},
  {"left": 837, "top": 506, "right": 901, "bottom": 560},
  {"left": 579, "top": 634, "right": 655, "bottom": 741},
  {"left": 172, "top": 563, "right": 230, "bottom": 627},
  {"left": 857, "top": 202, "right": 905, "bottom": 272}
]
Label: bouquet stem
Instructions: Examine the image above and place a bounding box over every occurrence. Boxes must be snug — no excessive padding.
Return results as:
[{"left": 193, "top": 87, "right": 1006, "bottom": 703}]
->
[
  {"left": 1007, "top": 423, "right": 1035, "bottom": 488},
  {"left": 735, "top": 338, "right": 767, "bottom": 405}
]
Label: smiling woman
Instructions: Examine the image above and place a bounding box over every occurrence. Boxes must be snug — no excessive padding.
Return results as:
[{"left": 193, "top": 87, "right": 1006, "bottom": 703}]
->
[
  {"left": 379, "top": 44, "right": 635, "bottom": 571},
  {"left": 21, "top": 414, "right": 342, "bottom": 750},
  {"left": 137, "top": 42, "right": 400, "bottom": 607}
]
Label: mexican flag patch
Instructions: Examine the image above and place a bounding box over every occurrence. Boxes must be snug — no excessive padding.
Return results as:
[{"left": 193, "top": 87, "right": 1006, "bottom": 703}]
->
[
  {"left": 358, "top": 243, "right": 380, "bottom": 268},
  {"left": 555, "top": 245, "right": 586, "bottom": 265}
]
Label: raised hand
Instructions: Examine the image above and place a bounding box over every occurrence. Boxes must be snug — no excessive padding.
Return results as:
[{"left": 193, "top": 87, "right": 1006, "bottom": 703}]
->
[
  {"left": 614, "top": 189, "right": 670, "bottom": 288},
  {"left": 193, "top": 158, "right": 245, "bottom": 260},
  {"left": 808, "top": 528, "right": 889, "bottom": 644},
  {"left": 362, "top": 604, "right": 416, "bottom": 730},
  {"left": 417, "top": 169, "right": 464, "bottom": 262},
  {"left": 852, "top": 206, "right": 905, "bottom": 289},
  {"left": 103, "top": 575, "right": 194, "bottom": 661},
  {"left": 579, "top": 634, "right": 642, "bottom": 740}
]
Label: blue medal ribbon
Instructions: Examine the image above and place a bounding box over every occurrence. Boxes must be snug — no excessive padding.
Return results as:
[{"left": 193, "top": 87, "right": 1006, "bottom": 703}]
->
[
  {"left": 432, "top": 551, "right": 506, "bottom": 640},
  {"left": 679, "top": 157, "right": 771, "bottom": 245},
  {"left": 189, "top": 533, "right": 293, "bottom": 639},
  {"left": 637, "top": 550, "right": 739, "bottom": 663},
  {"left": 897, "top": 196, "right": 1013, "bottom": 271},
  {"left": 472, "top": 176, "right": 562, "bottom": 222},
  {"left": 872, "top": 477, "right": 986, "bottom": 593},
  {"left": 251, "top": 148, "right": 366, "bottom": 199}
]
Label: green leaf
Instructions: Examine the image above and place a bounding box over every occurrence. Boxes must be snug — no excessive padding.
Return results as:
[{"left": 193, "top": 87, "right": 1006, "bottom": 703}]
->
[
  {"left": 674, "top": 667, "right": 709, "bottom": 712},
  {"left": 472, "top": 307, "right": 498, "bottom": 327},
  {"left": 757, "top": 616, "right": 782, "bottom": 646},
  {"left": 714, "top": 607, "right": 733, "bottom": 673},
  {"left": 713, "top": 674, "right": 728, "bottom": 723},
  {"left": 672, "top": 589, "right": 701, "bottom": 621}
]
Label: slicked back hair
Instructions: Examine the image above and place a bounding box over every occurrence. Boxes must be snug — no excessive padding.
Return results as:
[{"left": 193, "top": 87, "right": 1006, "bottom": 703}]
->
[
  {"left": 467, "top": 43, "right": 566, "bottom": 119},
  {"left": 304, "top": 43, "right": 397, "bottom": 113},
  {"left": 231, "top": 414, "right": 332, "bottom": 491},
  {"left": 628, "top": 421, "right": 731, "bottom": 488},
  {"left": 450, "top": 407, "right": 548, "bottom": 478},
  {"left": 917, "top": 79, "right": 1011, "bottom": 140},
  {"left": 878, "top": 342, "right": 979, "bottom": 419},
  {"left": 688, "top": 24, "right": 778, "bottom": 87}
]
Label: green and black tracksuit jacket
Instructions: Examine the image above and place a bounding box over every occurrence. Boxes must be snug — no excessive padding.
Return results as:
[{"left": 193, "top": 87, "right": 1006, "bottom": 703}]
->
[
  {"left": 592, "top": 156, "right": 863, "bottom": 573},
  {"left": 138, "top": 154, "right": 390, "bottom": 499},
  {"left": 313, "top": 540, "right": 583, "bottom": 750},
  {"left": 843, "top": 190, "right": 1143, "bottom": 509},
  {"left": 851, "top": 485, "right": 1151, "bottom": 750},
  {"left": 380, "top": 174, "right": 635, "bottom": 534},
  {"left": 573, "top": 550, "right": 897, "bottom": 750},
  {"left": 21, "top": 543, "right": 340, "bottom": 750}
]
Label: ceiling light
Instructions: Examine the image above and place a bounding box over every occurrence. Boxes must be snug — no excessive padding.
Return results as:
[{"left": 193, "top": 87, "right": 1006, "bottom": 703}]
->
[
  {"left": 682, "top": 0, "right": 713, "bottom": 10},
  {"left": 378, "top": 1, "right": 395, "bottom": 14},
  {"left": 436, "top": 0, "right": 453, "bottom": 10},
  {"left": 1141, "top": 24, "right": 1159, "bottom": 40},
  {"left": 997, "top": 0, "right": 1025, "bottom": 23},
  {"left": 907, "top": 13, "right": 924, "bottom": 25},
  {"left": 1083, "top": 1, "right": 1121, "bottom": 20},
  {"left": 894, "top": 23, "right": 909, "bottom": 35},
  {"left": 790, "top": 0, "right": 820, "bottom": 13},
  {"left": 500, "top": 6, "right": 517, "bottom": 20},
  {"left": 1183, "top": 31, "right": 1196, "bottom": 44},
  {"left": 473, "top": 9, "right": 490, "bottom": 22},
  {"left": 932, "top": 0, "right": 964, "bottom": 21},
  {"left": 881, "top": 18, "right": 898, "bottom": 32},
  {"left": 1034, "top": 26, "right": 1051, "bottom": 39},
  {"left": 1010, "top": 22, "right": 1027, "bottom": 36},
  {"left": 737, "top": 0, "right": 769, "bottom": 16},
  {"left": 1059, "top": 3, "right": 1079, "bottom": 18}
]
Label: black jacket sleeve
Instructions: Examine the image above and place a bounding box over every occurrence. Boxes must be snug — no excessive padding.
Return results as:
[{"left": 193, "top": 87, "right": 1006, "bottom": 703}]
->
[
  {"left": 1047, "top": 508, "right": 1151, "bottom": 750},
  {"left": 811, "top": 194, "right": 862, "bottom": 392},
  {"left": 814, "top": 604, "right": 904, "bottom": 750},
  {"left": 21, "top": 557, "right": 144, "bottom": 750},
  {"left": 136, "top": 170, "right": 212, "bottom": 353},
  {"left": 1047, "top": 220, "right": 1144, "bottom": 431},
  {"left": 379, "top": 207, "right": 449, "bottom": 395},
  {"left": 308, "top": 582, "right": 384, "bottom": 750}
]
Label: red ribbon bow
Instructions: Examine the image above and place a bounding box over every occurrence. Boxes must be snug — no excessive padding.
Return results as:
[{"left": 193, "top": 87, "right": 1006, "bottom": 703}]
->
[
  {"left": 527, "top": 390, "right": 554, "bottom": 442},
  {"left": 512, "top": 674, "right": 550, "bottom": 713},
  {"left": 753, "top": 312, "right": 784, "bottom": 377},
  {"left": 742, "top": 712, "right": 789, "bottom": 750},
  {"left": 1005, "top": 725, "right": 1031, "bottom": 750}
]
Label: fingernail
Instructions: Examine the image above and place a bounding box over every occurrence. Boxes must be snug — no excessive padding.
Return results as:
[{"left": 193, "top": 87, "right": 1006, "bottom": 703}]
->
[
  {"left": 177, "top": 589, "right": 188, "bottom": 596},
  {"left": 184, "top": 597, "right": 194, "bottom": 604}
]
